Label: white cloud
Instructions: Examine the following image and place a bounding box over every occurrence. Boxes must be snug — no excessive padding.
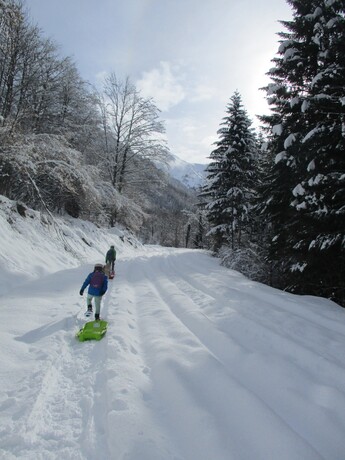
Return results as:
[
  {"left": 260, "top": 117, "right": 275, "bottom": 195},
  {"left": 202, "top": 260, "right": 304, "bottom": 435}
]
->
[
  {"left": 136, "top": 61, "right": 186, "bottom": 111},
  {"left": 182, "top": 125, "right": 198, "bottom": 134},
  {"left": 189, "top": 83, "right": 216, "bottom": 102},
  {"left": 200, "top": 135, "right": 217, "bottom": 149},
  {"left": 164, "top": 116, "right": 215, "bottom": 163}
]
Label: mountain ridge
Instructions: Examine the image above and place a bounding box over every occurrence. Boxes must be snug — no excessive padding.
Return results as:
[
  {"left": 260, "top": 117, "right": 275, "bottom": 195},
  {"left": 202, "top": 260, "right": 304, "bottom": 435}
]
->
[{"left": 158, "top": 153, "right": 207, "bottom": 189}]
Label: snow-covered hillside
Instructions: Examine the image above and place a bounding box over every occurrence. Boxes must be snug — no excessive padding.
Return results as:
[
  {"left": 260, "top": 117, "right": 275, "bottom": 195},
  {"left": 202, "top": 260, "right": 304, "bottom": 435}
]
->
[
  {"left": 159, "top": 153, "right": 206, "bottom": 188},
  {"left": 1, "top": 196, "right": 345, "bottom": 460},
  {"left": 0, "top": 195, "right": 139, "bottom": 294}
]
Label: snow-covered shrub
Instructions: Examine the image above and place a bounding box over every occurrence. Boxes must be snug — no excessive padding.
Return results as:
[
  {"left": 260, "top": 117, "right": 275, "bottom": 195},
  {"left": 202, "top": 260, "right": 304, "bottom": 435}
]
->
[
  {"left": 0, "top": 134, "right": 107, "bottom": 220},
  {"left": 219, "top": 245, "right": 269, "bottom": 284}
]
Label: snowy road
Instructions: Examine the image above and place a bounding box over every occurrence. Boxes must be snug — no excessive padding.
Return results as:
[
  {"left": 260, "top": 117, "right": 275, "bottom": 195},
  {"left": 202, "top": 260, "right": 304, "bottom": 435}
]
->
[{"left": 1, "top": 247, "right": 345, "bottom": 460}]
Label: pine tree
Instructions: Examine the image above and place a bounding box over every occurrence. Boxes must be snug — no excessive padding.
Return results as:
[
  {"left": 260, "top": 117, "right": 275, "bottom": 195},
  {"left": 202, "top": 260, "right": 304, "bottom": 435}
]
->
[
  {"left": 260, "top": 0, "right": 345, "bottom": 305},
  {"left": 201, "top": 91, "right": 257, "bottom": 251}
]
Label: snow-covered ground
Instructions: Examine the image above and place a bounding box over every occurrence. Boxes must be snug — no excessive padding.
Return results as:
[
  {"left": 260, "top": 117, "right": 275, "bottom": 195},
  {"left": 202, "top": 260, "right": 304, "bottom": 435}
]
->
[{"left": 1, "top": 196, "right": 345, "bottom": 460}]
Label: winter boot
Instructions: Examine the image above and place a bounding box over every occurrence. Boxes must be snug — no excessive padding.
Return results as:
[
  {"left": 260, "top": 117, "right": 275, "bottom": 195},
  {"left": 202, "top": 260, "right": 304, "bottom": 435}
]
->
[
  {"left": 95, "top": 313, "right": 100, "bottom": 321},
  {"left": 87, "top": 305, "right": 93, "bottom": 312}
]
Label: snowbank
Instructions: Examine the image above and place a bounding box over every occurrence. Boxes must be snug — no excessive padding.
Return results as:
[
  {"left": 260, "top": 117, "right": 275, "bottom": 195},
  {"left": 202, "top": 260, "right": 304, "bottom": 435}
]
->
[{"left": 0, "top": 195, "right": 140, "bottom": 295}]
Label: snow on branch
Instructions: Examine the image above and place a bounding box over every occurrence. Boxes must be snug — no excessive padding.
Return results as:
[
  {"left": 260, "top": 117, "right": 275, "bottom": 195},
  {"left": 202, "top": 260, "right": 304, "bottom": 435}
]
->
[
  {"left": 272, "top": 124, "right": 283, "bottom": 136},
  {"left": 284, "top": 133, "right": 296, "bottom": 149}
]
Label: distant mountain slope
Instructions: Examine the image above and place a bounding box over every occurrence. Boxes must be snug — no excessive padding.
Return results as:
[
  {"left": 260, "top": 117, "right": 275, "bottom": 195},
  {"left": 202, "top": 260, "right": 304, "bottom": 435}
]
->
[{"left": 158, "top": 154, "right": 207, "bottom": 189}]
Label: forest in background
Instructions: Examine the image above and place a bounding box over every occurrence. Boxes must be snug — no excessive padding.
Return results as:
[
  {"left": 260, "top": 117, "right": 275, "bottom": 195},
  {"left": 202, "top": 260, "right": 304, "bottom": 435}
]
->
[
  {"left": 0, "top": 0, "right": 344, "bottom": 306},
  {"left": 0, "top": 0, "right": 205, "bottom": 249},
  {"left": 200, "top": 0, "right": 345, "bottom": 307}
]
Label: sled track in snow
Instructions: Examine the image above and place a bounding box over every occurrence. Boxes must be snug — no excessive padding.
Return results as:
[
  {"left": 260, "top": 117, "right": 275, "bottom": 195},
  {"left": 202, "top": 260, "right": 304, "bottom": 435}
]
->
[{"left": 1, "top": 315, "right": 111, "bottom": 460}]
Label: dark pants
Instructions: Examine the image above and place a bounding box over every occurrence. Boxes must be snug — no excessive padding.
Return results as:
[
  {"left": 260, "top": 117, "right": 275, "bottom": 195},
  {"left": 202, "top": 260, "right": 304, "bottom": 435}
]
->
[{"left": 107, "top": 260, "right": 115, "bottom": 271}]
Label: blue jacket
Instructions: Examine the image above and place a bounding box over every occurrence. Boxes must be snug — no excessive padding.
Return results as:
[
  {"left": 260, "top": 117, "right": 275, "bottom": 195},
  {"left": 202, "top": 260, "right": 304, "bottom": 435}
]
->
[{"left": 81, "top": 272, "right": 108, "bottom": 297}]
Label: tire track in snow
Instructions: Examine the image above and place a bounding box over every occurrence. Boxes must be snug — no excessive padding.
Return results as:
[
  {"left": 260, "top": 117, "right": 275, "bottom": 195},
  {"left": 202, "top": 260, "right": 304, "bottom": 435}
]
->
[
  {"left": 121, "top": 252, "right": 324, "bottom": 460},
  {"left": 145, "top": 252, "right": 345, "bottom": 459},
  {"left": 104, "top": 267, "right": 182, "bottom": 460},
  {"left": 162, "top": 250, "right": 345, "bottom": 339},
  {"left": 121, "top": 258, "right": 229, "bottom": 460},
  {"left": 162, "top": 252, "right": 345, "bottom": 374}
]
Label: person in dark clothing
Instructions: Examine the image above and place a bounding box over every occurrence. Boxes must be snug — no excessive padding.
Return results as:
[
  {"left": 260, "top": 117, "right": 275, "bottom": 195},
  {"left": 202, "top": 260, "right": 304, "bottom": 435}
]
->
[
  {"left": 105, "top": 245, "right": 116, "bottom": 272},
  {"left": 79, "top": 263, "right": 108, "bottom": 320}
]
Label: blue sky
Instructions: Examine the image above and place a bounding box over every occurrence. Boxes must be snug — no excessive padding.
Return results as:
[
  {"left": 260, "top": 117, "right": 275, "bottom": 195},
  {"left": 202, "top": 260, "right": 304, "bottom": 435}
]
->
[{"left": 28, "top": 0, "right": 292, "bottom": 164}]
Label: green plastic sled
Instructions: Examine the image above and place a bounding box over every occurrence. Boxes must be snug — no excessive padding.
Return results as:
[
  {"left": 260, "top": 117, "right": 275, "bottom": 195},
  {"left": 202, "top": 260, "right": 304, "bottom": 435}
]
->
[{"left": 76, "top": 320, "right": 108, "bottom": 342}]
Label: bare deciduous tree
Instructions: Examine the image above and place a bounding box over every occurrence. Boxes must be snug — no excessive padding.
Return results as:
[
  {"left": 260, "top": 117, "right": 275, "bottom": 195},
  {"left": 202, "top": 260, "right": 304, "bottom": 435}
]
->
[{"left": 100, "top": 73, "right": 169, "bottom": 193}]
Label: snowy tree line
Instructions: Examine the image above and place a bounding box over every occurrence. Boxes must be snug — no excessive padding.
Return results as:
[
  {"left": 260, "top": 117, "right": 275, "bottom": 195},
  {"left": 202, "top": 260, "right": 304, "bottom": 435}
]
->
[
  {"left": 1, "top": 0, "right": 343, "bottom": 306},
  {"left": 201, "top": 0, "right": 345, "bottom": 307},
  {"left": 0, "top": 0, "right": 197, "bottom": 246}
]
